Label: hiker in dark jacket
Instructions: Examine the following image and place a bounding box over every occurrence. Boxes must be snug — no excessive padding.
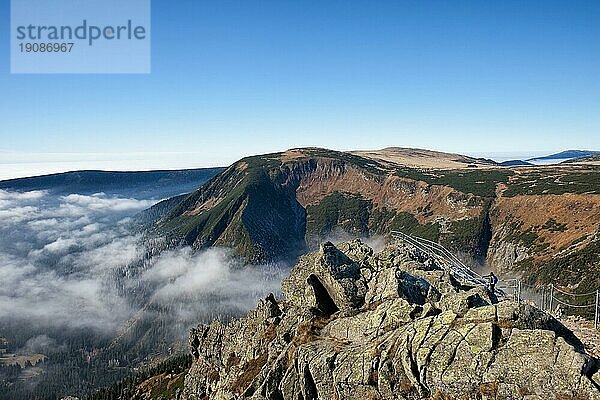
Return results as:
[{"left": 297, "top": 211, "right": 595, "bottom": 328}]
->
[{"left": 482, "top": 272, "right": 498, "bottom": 293}]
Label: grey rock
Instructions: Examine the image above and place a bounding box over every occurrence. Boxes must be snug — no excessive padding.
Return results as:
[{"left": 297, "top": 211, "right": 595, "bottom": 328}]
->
[{"left": 182, "top": 241, "right": 600, "bottom": 400}]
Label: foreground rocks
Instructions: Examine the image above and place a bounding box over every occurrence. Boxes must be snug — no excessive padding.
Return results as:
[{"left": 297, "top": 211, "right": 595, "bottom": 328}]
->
[{"left": 182, "top": 240, "right": 600, "bottom": 399}]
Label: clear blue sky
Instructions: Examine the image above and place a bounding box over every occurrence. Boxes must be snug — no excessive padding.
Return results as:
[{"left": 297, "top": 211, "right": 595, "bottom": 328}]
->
[{"left": 1, "top": 0, "right": 599, "bottom": 173}]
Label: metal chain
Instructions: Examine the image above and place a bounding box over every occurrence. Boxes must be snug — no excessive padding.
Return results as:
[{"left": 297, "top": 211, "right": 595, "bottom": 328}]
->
[
  {"left": 390, "top": 231, "right": 600, "bottom": 328},
  {"left": 552, "top": 297, "right": 596, "bottom": 309},
  {"left": 551, "top": 285, "right": 597, "bottom": 297}
]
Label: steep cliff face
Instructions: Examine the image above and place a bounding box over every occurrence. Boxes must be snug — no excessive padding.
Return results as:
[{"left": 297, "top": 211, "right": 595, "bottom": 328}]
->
[
  {"left": 154, "top": 154, "right": 309, "bottom": 262},
  {"left": 182, "top": 240, "right": 600, "bottom": 400},
  {"left": 152, "top": 147, "right": 600, "bottom": 286},
  {"left": 487, "top": 177, "right": 600, "bottom": 289},
  {"left": 153, "top": 148, "right": 496, "bottom": 262}
]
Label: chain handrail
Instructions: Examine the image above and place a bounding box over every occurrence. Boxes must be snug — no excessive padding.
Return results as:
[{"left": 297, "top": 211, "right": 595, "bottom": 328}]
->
[
  {"left": 551, "top": 285, "right": 597, "bottom": 297},
  {"left": 552, "top": 297, "right": 596, "bottom": 309},
  {"left": 390, "top": 230, "right": 600, "bottom": 329},
  {"left": 391, "top": 230, "right": 505, "bottom": 296}
]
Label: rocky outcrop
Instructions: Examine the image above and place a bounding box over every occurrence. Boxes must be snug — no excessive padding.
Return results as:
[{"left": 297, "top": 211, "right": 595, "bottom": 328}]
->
[{"left": 182, "top": 240, "right": 600, "bottom": 400}]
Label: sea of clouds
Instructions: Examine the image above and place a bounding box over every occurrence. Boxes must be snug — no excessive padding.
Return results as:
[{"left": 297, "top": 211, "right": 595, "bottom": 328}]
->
[{"left": 0, "top": 189, "right": 286, "bottom": 341}]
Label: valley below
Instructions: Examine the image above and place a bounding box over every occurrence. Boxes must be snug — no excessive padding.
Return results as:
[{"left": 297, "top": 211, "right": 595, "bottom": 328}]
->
[
  {"left": 1, "top": 147, "right": 599, "bottom": 400},
  {"left": 0, "top": 169, "right": 286, "bottom": 400}
]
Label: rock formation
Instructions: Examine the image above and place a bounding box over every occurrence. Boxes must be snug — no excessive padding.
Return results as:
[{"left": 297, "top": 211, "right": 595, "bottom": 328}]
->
[{"left": 182, "top": 240, "right": 600, "bottom": 399}]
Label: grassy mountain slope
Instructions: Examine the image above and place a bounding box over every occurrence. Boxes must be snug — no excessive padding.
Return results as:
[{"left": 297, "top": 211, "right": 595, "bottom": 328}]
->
[
  {"left": 153, "top": 148, "right": 497, "bottom": 262},
  {"left": 153, "top": 153, "right": 307, "bottom": 262},
  {"left": 488, "top": 167, "right": 600, "bottom": 290},
  {"left": 151, "top": 148, "right": 600, "bottom": 289}
]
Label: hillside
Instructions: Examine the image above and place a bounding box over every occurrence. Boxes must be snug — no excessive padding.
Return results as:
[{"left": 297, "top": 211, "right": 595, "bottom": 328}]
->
[
  {"left": 150, "top": 148, "right": 600, "bottom": 290},
  {"left": 181, "top": 240, "right": 600, "bottom": 399},
  {"left": 527, "top": 150, "right": 600, "bottom": 162},
  {"left": 564, "top": 154, "right": 600, "bottom": 166},
  {"left": 488, "top": 167, "right": 600, "bottom": 290},
  {"left": 0, "top": 168, "right": 224, "bottom": 199},
  {"left": 499, "top": 159, "right": 533, "bottom": 167},
  {"left": 353, "top": 147, "right": 497, "bottom": 169},
  {"left": 151, "top": 148, "right": 501, "bottom": 263}
]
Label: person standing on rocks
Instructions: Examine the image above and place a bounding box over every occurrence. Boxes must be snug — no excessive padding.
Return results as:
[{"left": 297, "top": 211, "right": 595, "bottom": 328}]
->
[{"left": 482, "top": 271, "right": 498, "bottom": 293}]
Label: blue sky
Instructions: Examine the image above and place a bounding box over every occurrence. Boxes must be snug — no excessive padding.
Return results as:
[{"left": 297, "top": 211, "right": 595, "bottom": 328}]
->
[{"left": 0, "top": 0, "right": 599, "bottom": 176}]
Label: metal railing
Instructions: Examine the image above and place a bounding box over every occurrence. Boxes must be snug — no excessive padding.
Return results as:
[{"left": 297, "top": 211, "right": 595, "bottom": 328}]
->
[
  {"left": 498, "top": 278, "right": 521, "bottom": 301},
  {"left": 391, "top": 230, "right": 600, "bottom": 329},
  {"left": 391, "top": 230, "right": 506, "bottom": 296},
  {"left": 526, "top": 282, "right": 600, "bottom": 329}
]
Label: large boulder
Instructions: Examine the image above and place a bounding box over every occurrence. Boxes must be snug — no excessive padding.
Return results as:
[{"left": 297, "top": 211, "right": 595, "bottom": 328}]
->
[
  {"left": 281, "top": 240, "right": 370, "bottom": 314},
  {"left": 183, "top": 240, "right": 600, "bottom": 400}
]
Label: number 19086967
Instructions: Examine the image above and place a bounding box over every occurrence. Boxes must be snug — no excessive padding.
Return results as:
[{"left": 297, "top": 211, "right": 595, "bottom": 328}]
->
[{"left": 19, "top": 43, "right": 74, "bottom": 52}]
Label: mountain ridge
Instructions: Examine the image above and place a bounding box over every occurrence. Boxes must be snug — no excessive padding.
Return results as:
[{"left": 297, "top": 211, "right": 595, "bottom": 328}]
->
[
  {"left": 527, "top": 149, "right": 600, "bottom": 162},
  {"left": 0, "top": 168, "right": 224, "bottom": 198},
  {"left": 352, "top": 147, "right": 498, "bottom": 169},
  {"left": 148, "top": 147, "right": 600, "bottom": 290},
  {"left": 150, "top": 148, "right": 498, "bottom": 262}
]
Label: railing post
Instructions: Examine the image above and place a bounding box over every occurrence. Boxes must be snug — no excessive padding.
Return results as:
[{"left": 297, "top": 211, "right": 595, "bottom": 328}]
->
[
  {"left": 595, "top": 290, "right": 599, "bottom": 330},
  {"left": 549, "top": 284, "right": 554, "bottom": 314},
  {"left": 518, "top": 280, "right": 522, "bottom": 303}
]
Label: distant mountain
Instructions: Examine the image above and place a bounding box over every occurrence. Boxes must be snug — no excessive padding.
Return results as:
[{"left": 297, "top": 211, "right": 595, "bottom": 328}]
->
[
  {"left": 150, "top": 147, "right": 508, "bottom": 262},
  {"left": 150, "top": 147, "right": 600, "bottom": 290},
  {"left": 527, "top": 150, "right": 600, "bottom": 162},
  {"left": 499, "top": 159, "right": 533, "bottom": 166},
  {"left": 562, "top": 154, "right": 600, "bottom": 164},
  {"left": 0, "top": 168, "right": 224, "bottom": 199},
  {"left": 353, "top": 147, "right": 498, "bottom": 169}
]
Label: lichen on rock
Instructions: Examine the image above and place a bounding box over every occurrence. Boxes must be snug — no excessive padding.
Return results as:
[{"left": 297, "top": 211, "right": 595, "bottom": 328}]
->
[{"left": 182, "top": 239, "right": 600, "bottom": 400}]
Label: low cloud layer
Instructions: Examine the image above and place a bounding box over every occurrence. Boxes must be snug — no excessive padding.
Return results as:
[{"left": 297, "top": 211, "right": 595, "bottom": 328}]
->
[
  {"left": 0, "top": 189, "right": 285, "bottom": 341},
  {"left": 142, "top": 247, "right": 286, "bottom": 328},
  {"left": 0, "top": 190, "right": 151, "bottom": 330}
]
